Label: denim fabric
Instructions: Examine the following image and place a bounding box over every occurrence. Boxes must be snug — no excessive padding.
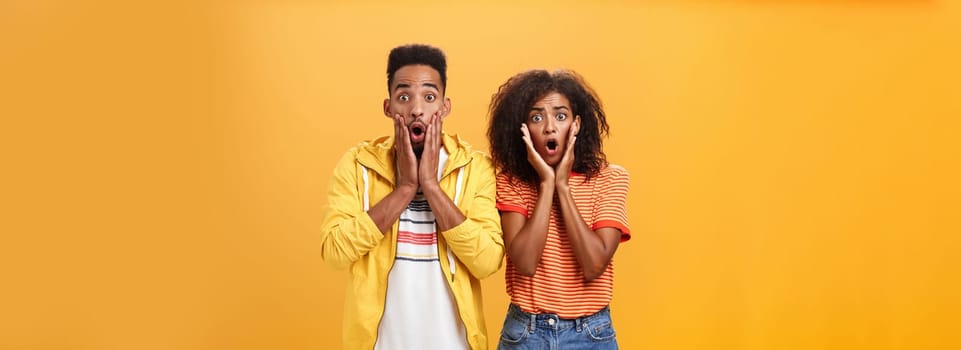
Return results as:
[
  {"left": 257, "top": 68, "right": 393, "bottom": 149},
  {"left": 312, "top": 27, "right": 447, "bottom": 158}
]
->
[{"left": 497, "top": 303, "right": 618, "bottom": 350}]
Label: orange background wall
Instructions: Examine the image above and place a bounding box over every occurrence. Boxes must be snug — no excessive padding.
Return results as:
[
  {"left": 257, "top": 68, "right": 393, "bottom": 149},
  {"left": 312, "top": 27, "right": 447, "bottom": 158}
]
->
[{"left": 2, "top": 1, "right": 959, "bottom": 349}]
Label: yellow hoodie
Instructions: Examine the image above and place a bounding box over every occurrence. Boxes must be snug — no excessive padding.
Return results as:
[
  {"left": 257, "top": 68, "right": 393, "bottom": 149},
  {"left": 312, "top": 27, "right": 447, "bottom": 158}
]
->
[{"left": 320, "top": 132, "right": 505, "bottom": 350}]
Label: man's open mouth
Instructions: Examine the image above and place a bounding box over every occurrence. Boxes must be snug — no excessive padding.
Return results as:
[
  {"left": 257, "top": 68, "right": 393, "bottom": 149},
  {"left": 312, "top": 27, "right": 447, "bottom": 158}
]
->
[{"left": 411, "top": 125, "right": 424, "bottom": 136}]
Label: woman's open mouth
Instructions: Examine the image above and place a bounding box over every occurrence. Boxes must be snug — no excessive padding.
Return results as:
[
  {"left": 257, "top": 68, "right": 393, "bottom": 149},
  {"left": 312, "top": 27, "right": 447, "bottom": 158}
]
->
[{"left": 545, "top": 139, "right": 559, "bottom": 155}]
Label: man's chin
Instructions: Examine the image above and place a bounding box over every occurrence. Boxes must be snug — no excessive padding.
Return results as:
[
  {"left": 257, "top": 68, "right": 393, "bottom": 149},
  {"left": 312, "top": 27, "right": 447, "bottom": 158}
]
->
[{"left": 413, "top": 146, "right": 424, "bottom": 158}]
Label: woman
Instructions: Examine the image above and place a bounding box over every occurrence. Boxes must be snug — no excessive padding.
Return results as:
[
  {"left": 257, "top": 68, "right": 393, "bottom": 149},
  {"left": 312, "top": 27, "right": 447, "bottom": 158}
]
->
[{"left": 487, "top": 69, "right": 631, "bottom": 349}]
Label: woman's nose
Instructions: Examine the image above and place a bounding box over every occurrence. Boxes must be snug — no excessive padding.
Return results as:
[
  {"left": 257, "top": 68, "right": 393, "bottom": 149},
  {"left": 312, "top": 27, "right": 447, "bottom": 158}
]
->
[{"left": 543, "top": 117, "right": 557, "bottom": 134}]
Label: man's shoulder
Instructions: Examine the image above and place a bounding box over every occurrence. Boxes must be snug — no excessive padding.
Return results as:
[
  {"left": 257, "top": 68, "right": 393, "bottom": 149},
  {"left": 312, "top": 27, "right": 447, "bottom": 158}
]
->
[
  {"left": 339, "top": 135, "right": 392, "bottom": 158},
  {"left": 352, "top": 135, "right": 392, "bottom": 151},
  {"left": 330, "top": 135, "right": 394, "bottom": 175},
  {"left": 444, "top": 133, "right": 493, "bottom": 164}
]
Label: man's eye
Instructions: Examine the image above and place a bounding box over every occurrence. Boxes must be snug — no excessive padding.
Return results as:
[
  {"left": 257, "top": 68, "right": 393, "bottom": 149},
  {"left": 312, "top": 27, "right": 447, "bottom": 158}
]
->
[
  {"left": 556, "top": 113, "right": 567, "bottom": 121},
  {"left": 398, "top": 95, "right": 409, "bottom": 102},
  {"left": 531, "top": 114, "right": 543, "bottom": 122},
  {"left": 425, "top": 94, "right": 436, "bottom": 102}
]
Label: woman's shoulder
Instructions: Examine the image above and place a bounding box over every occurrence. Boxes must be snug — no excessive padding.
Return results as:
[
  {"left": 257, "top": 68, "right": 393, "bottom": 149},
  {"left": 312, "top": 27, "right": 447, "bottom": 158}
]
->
[
  {"left": 599, "top": 163, "right": 629, "bottom": 178},
  {"left": 496, "top": 171, "right": 537, "bottom": 191}
]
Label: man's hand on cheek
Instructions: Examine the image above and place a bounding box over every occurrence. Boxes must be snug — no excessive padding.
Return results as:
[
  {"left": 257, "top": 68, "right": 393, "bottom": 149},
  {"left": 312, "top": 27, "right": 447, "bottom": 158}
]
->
[
  {"left": 418, "top": 111, "right": 444, "bottom": 190},
  {"left": 393, "top": 113, "right": 419, "bottom": 190}
]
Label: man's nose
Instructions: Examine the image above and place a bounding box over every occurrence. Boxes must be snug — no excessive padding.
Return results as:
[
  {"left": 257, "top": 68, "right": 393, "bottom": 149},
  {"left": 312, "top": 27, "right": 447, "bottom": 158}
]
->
[{"left": 409, "top": 99, "right": 425, "bottom": 118}]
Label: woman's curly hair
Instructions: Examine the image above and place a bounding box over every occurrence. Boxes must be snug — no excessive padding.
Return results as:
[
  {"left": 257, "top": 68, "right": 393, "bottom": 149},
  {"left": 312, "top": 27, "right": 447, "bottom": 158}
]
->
[{"left": 487, "top": 69, "right": 609, "bottom": 186}]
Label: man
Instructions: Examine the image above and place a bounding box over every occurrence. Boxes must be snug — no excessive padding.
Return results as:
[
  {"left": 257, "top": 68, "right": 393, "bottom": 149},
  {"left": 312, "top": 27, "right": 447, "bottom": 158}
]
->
[{"left": 319, "top": 44, "right": 504, "bottom": 350}]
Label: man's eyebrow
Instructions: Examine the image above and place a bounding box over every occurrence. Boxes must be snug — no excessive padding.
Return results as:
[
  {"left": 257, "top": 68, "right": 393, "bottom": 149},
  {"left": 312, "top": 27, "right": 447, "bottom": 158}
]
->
[
  {"left": 392, "top": 83, "right": 410, "bottom": 92},
  {"left": 392, "top": 82, "right": 441, "bottom": 93},
  {"left": 553, "top": 106, "right": 570, "bottom": 111}
]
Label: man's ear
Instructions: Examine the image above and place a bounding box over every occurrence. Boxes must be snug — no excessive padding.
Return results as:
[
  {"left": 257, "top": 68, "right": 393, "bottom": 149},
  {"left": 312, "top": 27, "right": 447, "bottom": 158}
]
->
[
  {"left": 574, "top": 115, "right": 581, "bottom": 135},
  {"left": 383, "top": 98, "right": 391, "bottom": 117},
  {"left": 441, "top": 97, "right": 452, "bottom": 119}
]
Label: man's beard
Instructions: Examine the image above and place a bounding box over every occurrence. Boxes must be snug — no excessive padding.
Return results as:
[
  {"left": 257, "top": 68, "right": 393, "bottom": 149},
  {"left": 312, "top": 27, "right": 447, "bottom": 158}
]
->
[{"left": 413, "top": 145, "right": 424, "bottom": 159}]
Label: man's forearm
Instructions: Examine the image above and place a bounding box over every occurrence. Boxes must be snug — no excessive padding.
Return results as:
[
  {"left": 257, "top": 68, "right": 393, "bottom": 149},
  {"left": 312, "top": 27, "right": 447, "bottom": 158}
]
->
[
  {"left": 367, "top": 184, "right": 418, "bottom": 232},
  {"left": 421, "top": 183, "right": 466, "bottom": 232}
]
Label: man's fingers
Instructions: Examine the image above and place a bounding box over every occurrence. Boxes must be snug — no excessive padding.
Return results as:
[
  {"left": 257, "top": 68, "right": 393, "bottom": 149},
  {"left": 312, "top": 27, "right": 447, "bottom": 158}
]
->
[{"left": 396, "top": 114, "right": 411, "bottom": 144}]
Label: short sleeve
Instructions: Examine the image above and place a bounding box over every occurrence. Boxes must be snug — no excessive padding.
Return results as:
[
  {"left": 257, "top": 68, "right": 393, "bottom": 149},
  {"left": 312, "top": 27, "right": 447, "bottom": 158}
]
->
[
  {"left": 495, "top": 173, "right": 529, "bottom": 217},
  {"left": 592, "top": 165, "right": 631, "bottom": 242}
]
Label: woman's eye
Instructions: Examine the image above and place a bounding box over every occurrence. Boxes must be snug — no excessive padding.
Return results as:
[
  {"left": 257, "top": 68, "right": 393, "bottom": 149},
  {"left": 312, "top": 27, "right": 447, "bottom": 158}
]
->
[
  {"left": 398, "top": 95, "right": 409, "bottom": 102},
  {"left": 531, "top": 114, "right": 543, "bottom": 122},
  {"left": 556, "top": 113, "right": 567, "bottom": 121},
  {"left": 425, "top": 94, "right": 435, "bottom": 102}
]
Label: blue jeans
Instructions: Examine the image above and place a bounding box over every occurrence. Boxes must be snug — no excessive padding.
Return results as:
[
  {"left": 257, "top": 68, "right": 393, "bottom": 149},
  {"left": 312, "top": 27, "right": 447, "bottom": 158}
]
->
[{"left": 497, "top": 304, "right": 618, "bottom": 350}]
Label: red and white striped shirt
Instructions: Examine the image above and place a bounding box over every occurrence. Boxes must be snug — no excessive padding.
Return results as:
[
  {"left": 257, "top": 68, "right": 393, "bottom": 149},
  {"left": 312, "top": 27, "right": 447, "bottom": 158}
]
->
[{"left": 496, "top": 165, "right": 630, "bottom": 319}]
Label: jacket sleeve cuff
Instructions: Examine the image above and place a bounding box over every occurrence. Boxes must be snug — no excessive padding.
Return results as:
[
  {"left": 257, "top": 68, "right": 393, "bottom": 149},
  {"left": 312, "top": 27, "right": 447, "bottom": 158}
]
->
[
  {"left": 440, "top": 218, "right": 474, "bottom": 243},
  {"left": 358, "top": 211, "right": 386, "bottom": 243}
]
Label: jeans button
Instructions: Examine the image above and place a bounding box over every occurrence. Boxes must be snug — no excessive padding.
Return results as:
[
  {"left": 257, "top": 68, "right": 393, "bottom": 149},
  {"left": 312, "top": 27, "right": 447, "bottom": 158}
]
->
[{"left": 548, "top": 318, "right": 555, "bottom": 326}]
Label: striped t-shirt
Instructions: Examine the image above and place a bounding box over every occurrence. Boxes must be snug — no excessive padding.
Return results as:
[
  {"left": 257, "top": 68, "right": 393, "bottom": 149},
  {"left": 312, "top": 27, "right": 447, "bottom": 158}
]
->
[
  {"left": 374, "top": 149, "right": 468, "bottom": 350},
  {"left": 495, "top": 165, "right": 631, "bottom": 319}
]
